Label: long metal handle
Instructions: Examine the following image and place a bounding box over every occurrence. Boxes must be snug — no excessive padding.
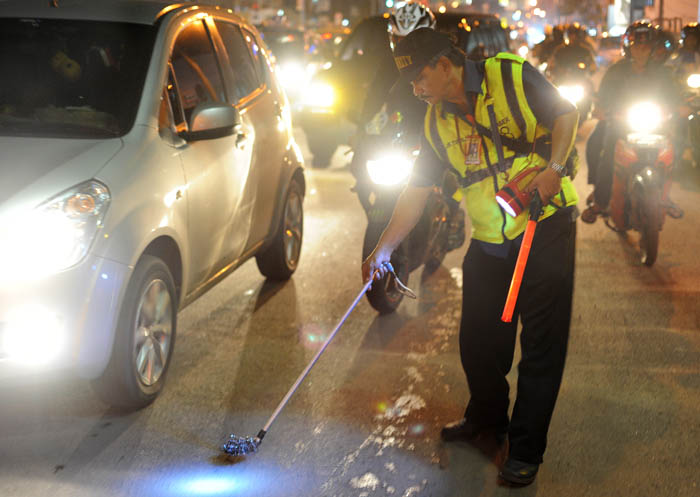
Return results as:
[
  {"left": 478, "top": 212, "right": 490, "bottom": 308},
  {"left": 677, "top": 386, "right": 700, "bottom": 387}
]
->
[{"left": 260, "top": 278, "right": 374, "bottom": 433}]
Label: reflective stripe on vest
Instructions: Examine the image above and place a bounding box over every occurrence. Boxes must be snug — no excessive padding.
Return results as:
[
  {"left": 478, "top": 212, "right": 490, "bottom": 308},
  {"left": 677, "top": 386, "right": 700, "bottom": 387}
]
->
[{"left": 424, "top": 53, "right": 578, "bottom": 243}]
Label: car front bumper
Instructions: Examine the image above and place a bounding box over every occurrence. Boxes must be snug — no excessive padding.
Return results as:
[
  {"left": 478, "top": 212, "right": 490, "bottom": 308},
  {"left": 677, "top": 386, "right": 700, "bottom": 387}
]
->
[{"left": 0, "top": 254, "right": 130, "bottom": 381}]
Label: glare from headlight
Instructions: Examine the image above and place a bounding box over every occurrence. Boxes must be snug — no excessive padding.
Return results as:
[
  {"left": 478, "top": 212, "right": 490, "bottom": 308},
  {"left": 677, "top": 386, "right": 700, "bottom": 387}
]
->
[
  {"left": 302, "top": 82, "right": 334, "bottom": 108},
  {"left": 518, "top": 45, "right": 529, "bottom": 57},
  {"left": 366, "top": 151, "right": 414, "bottom": 186},
  {"left": 3, "top": 305, "right": 64, "bottom": 365},
  {"left": 278, "top": 62, "right": 310, "bottom": 91},
  {"left": 687, "top": 73, "right": 700, "bottom": 89},
  {"left": 558, "top": 85, "right": 584, "bottom": 105},
  {"left": 0, "top": 180, "right": 110, "bottom": 283},
  {"left": 627, "top": 102, "right": 662, "bottom": 133}
]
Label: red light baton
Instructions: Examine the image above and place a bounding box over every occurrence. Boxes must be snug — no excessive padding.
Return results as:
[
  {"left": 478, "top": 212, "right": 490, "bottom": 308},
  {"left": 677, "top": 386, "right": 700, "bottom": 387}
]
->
[{"left": 501, "top": 191, "right": 543, "bottom": 323}]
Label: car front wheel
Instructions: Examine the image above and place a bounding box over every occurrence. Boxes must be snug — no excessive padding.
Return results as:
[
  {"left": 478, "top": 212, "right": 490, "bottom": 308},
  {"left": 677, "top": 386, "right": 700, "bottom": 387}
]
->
[{"left": 92, "top": 255, "right": 177, "bottom": 409}]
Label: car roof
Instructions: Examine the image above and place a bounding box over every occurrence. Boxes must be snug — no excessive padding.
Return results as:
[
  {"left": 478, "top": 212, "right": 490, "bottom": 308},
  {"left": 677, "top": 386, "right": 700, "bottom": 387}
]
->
[{"left": 0, "top": 0, "right": 190, "bottom": 25}]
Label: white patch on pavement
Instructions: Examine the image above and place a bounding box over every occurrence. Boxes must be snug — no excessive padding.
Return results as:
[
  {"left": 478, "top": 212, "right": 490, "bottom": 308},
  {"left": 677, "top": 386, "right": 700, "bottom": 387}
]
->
[
  {"left": 378, "top": 395, "right": 426, "bottom": 420},
  {"left": 405, "top": 366, "right": 423, "bottom": 383},
  {"left": 350, "top": 473, "right": 380, "bottom": 490}
]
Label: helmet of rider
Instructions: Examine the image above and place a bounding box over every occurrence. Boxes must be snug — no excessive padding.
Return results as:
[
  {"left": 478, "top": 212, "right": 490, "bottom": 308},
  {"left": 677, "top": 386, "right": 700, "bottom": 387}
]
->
[
  {"left": 680, "top": 22, "right": 700, "bottom": 52},
  {"left": 622, "top": 20, "right": 656, "bottom": 59},
  {"left": 564, "top": 22, "right": 584, "bottom": 42},
  {"left": 651, "top": 25, "right": 676, "bottom": 63},
  {"left": 388, "top": 1, "right": 436, "bottom": 50}
]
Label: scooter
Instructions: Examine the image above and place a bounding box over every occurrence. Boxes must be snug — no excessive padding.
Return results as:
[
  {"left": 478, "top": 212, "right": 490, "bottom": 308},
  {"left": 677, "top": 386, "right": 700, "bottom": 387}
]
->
[
  {"left": 597, "top": 101, "right": 683, "bottom": 266},
  {"left": 351, "top": 114, "right": 465, "bottom": 314}
]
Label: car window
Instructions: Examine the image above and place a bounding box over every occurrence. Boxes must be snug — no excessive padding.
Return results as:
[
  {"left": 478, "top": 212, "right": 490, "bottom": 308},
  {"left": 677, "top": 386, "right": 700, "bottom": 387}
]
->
[
  {"left": 241, "top": 27, "right": 268, "bottom": 86},
  {"left": 216, "top": 21, "right": 262, "bottom": 103},
  {"left": 171, "top": 20, "right": 227, "bottom": 124}
]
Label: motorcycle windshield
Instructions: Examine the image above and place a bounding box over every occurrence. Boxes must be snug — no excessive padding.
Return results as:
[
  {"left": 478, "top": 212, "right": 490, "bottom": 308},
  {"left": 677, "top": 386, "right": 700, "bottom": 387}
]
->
[{"left": 0, "top": 18, "right": 157, "bottom": 139}]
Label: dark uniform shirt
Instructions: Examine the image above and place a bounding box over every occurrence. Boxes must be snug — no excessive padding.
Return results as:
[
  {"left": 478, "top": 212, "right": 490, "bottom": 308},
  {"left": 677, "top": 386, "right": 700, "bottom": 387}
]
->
[
  {"left": 597, "top": 58, "right": 682, "bottom": 116},
  {"left": 410, "top": 58, "right": 575, "bottom": 256}
]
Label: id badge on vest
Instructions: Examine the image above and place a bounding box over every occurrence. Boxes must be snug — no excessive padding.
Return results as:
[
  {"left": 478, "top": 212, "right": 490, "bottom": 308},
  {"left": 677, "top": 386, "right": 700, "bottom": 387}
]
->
[{"left": 464, "top": 136, "right": 482, "bottom": 165}]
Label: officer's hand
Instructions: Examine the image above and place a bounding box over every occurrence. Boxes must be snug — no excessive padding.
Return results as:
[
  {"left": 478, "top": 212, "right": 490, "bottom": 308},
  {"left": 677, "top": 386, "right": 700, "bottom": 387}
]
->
[
  {"left": 526, "top": 167, "right": 561, "bottom": 205},
  {"left": 362, "top": 247, "right": 392, "bottom": 287}
]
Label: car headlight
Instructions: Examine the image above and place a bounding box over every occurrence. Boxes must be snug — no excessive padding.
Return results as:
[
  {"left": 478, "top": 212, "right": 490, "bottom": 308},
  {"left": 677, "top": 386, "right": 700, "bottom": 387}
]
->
[
  {"left": 627, "top": 102, "right": 662, "bottom": 134},
  {"left": 366, "top": 151, "right": 414, "bottom": 186},
  {"left": 0, "top": 180, "right": 110, "bottom": 283},
  {"left": 302, "top": 81, "right": 335, "bottom": 108},
  {"left": 558, "top": 85, "right": 584, "bottom": 105},
  {"left": 687, "top": 73, "right": 700, "bottom": 89}
]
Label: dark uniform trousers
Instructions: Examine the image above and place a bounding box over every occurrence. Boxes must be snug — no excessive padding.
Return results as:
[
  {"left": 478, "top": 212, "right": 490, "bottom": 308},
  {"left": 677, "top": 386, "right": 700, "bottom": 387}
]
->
[{"left": 460, "top": 207, "right": 576, "bottom": 464}]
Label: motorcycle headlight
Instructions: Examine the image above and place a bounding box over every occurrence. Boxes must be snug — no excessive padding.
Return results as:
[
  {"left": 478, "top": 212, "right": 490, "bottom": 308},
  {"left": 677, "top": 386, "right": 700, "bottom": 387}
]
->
[
  {"left": 627, "top": 102, "right": 662, "bottom": 133},
  {"left": 366, "top": 151, "right": 414, "bottom": 186},
  {"left": 687, "top": 74, "right": 700, "bottom": 89},
  {"left": 557, "top": 85, "right": 584, "bottom": 105},
  {"left": 0, "top": 180, "right": 110, "bottom": 283},
  {"left": 302, "top": 81, "right": 335, "bottom": 108}
]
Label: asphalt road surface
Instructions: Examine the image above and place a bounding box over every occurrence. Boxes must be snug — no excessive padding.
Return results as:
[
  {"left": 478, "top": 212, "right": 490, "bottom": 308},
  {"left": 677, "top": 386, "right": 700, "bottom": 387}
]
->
[{"left": 1, "top": 122, "right": 699, "bottom": 497}]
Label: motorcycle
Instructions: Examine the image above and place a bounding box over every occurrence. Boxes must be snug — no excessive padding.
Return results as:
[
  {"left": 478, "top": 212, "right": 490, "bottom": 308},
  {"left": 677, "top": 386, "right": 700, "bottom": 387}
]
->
[
  {"left": 547, "top": 47, "right": 596, "bottom": 122},
  {"left": 599, "top": 101, "right": 683, "bottom": 266},
  {"left": 351, "top": 109, "right": 466, "bottom": 314}
]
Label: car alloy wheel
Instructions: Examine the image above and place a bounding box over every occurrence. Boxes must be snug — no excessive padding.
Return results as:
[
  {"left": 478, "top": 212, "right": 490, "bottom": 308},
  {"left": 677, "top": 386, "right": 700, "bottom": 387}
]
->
[
  {"left": 283, "top": 187, "right": 303, "bottom": 270},
  {"left": 132, "top": 278, "right": 173, "bottom": 387}
]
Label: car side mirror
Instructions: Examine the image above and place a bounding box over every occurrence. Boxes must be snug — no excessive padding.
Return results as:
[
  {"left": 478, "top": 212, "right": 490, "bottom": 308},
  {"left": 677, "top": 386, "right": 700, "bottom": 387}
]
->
[{"left": 181, "top": 102, "right": 241, "bottom": 141}]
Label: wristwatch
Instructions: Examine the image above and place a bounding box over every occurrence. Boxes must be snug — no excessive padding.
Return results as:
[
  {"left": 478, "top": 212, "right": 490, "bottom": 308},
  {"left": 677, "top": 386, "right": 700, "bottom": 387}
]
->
[{"left": 548, "top": 161, "right": 567, "bottom": 177}]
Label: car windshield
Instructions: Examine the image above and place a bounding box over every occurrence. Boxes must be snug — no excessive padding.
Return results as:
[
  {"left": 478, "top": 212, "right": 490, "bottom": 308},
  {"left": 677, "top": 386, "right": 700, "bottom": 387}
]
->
[{"left": 0, "top": 18, "right": 157, "bottom": 138}]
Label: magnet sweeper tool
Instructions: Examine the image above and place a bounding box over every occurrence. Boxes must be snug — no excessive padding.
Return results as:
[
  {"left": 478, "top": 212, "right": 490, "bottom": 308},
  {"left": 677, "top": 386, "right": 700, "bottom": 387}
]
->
[
  {"left": 221, "top": 263, "right": 415, "bottom": 456},
  {"left": 501, "top": 191, "right": 544, "bottom": 323}
]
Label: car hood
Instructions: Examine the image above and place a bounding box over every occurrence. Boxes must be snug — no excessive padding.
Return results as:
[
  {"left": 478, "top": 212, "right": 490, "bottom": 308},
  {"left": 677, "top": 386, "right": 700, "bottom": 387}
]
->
[{"left": 0, "top": 136, "right": 122, "bottom": 209}]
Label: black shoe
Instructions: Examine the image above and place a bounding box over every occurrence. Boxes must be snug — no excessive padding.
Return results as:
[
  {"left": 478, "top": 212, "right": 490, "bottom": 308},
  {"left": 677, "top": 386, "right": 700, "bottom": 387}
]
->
[
  {"left": 440, "top": 418, "right": 506, "bottom": 444},
  {"left": 499, "top": 457, "right": 539, "bottom": 486}
]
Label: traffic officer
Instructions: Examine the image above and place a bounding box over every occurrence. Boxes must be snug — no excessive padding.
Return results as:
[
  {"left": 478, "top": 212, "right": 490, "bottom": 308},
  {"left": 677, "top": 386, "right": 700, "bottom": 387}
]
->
[{"left": 362, "top": 28, "right": 579, "bottom": 486}]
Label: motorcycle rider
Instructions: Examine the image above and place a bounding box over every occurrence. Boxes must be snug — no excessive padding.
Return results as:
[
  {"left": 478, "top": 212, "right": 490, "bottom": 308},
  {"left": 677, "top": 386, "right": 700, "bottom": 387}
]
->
[
  {"left": 532, "top": 24, "right": 564, "bottom": 67},
  {"left": 353, "top": 2, "right": 465, "bottom": 247},
  {"left": 548, "top": 23, "right": 597, "bottom": 79},
  {"left": 673, "top": 23, "right": 700, "bottom": 73},
  {"left": 582, "top": 21, "right": 681, "bottom": 223},
  {"left": 357, "top": 1, "right": 436, "bottom": 134}
]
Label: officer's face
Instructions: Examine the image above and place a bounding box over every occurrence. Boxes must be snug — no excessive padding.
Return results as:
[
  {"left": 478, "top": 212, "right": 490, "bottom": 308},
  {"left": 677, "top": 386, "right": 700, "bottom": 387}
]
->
[{"left": 411, "top": 59, "right": 450, "bottom": 105}]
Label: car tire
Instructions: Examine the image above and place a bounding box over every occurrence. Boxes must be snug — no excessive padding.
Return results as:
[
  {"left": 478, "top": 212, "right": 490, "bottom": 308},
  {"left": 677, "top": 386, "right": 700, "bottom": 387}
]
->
[
  {"left": 92, "top": 255, "right": 177, "bottom": 409},
  {"left": 256, "top": 178, "right": 304, "bottom": 280}
]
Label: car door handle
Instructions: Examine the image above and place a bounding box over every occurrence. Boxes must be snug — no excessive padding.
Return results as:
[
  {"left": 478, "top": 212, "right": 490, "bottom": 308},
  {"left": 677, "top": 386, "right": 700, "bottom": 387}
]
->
[{"left": 236, "top": 130, "right": 250, "bottom": 149}]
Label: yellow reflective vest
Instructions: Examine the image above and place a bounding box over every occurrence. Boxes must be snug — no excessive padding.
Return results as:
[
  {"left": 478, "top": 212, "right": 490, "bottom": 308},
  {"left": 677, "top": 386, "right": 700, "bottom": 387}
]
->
[{"left": 424, "top": 53, "right": 579, "bottom": 244}]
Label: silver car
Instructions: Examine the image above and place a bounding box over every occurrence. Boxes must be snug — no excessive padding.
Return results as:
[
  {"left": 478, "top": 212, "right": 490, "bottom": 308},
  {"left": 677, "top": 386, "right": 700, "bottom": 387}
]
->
[{"left": 0, "top": 1, "right": 305, "bottom": 408}]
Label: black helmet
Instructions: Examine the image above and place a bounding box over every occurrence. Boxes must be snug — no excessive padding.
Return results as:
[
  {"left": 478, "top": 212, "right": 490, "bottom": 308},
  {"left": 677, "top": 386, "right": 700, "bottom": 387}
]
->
[
  {"left": 652, "top": 25, "right": 675, "bottom": 63},
  {"left": 680, "top": 22, "right": 700, "bottom": 50},
  {"left": 564, "top": 22, "right": 587, "bottom": 44},
  {"left": 622, "top": 20, "right": 656, "bottom": 58},
  {"left": 388, "top": 1, "right": 436, "bottom": 37}
]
